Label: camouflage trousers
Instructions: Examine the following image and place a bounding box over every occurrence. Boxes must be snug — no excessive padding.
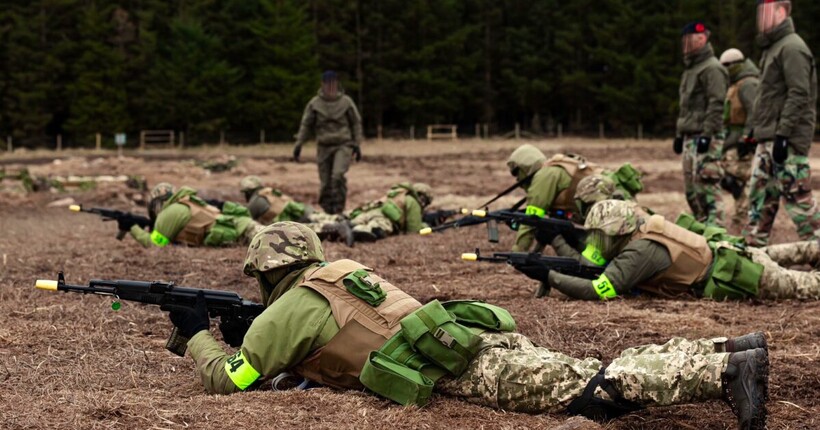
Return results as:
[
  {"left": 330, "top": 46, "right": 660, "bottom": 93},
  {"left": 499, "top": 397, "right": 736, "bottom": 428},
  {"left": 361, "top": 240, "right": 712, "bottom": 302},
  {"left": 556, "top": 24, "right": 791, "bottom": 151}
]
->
[
  {"left": 301, "top": 212, "right": 346, "bottom": 237},
  {"left": 317, "top": 143, "right": 353, "bottom": 215},
  {"left": 238, "top": 220, "right": 267, "bottom": 246},
  {"left": 436, "top": 332, "right": 728, "bottom": 413},
  {"left": 350, "top": 209, "right": 395, "bottom": 237},
  {"left": 682, "top": 137, "right": 725, "bottom": 226},
  {"left": 720, "top": 146, "right": 754, "bottom": 227},
  {"left": 748, "top": 242, "right": 820, "bottom": 300},
  {"left": 744, "top": 142, "right": 820, "bottom": 246}
]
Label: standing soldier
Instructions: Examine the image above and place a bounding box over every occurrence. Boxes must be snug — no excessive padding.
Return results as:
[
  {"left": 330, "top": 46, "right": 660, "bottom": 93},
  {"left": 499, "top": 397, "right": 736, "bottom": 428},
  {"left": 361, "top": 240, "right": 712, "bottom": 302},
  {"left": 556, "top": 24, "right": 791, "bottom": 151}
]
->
[
  {"left": 745, "top": 0, "right": 820, "bottom": 246},
  {"left": 674, "top": 22, "right": 729, "bottom": 226},
  {"left": 293, "top": 71, "right": 364, "bottom": 215},
  {"left": 719, "top": 49, "right": 760, "bottom": 228}
]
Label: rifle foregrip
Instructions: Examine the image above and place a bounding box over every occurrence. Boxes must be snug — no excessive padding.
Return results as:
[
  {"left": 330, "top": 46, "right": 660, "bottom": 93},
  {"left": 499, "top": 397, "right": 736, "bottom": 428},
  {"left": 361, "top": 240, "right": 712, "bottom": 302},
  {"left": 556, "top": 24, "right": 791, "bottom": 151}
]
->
[{"left": 166, "top": 327, "right": 190, "bottom": 357}]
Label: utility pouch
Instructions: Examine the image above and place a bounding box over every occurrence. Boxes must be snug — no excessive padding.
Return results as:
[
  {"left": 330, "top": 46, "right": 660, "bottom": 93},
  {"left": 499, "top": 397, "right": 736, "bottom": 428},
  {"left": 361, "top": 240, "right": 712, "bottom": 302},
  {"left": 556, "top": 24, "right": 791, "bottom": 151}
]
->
[
  {"left": 400, "top": 300, "right": 482, "bottom": 376},
  {"left": 359, "top": 351, "right": 434, "bottom": 406},
  {"left": 611, "top": 163, "right": 644, "bottom": 196},
  {"left": 343, "top": 269, "right": 387, "bottom": 307},
  {"left": 278, "top": 201, "right": 306, "bottom": 222},
  {"left": 204, "top": 215, "right": 240, "bottom": 246},
  {"left": 380, "top": 200, "right": 403, "bottom": 223},
  {"left": 442, "top": 300, "right": 516, "bottom": 332},
  {"left": 676, "top": 213, "right": 745, "bottom": 246},
  {"left": 703, "top": 246, "right": 762, "bottom": 300},
  {"left": 220, "top": 201, "right": 251, "bottom": 217},
  {"left": 675, "top": 213, "right": 706, "bottom": 234}
]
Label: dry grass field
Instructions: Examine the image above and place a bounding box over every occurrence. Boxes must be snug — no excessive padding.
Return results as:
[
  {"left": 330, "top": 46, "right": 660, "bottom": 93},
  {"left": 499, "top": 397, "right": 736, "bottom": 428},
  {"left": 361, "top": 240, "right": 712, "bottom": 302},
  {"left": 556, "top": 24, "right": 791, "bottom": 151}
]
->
[{"left": 1, "top": 139, "right": 818, "bottom": 429}]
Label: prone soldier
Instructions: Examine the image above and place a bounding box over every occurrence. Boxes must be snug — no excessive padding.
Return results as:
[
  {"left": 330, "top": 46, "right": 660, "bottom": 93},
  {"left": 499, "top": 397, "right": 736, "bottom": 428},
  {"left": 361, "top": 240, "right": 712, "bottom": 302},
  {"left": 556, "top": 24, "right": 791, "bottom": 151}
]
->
[{"left": 348, "top": 182, "right": 434, "bottom": 242}]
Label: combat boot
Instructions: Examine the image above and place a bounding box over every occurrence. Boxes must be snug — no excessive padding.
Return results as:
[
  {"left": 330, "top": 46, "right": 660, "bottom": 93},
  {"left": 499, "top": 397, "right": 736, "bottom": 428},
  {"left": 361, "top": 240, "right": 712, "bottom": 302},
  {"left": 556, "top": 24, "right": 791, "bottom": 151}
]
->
[
  {"left": 337, "top": 221, "right": 354, "bottom": 248},
  {"left": 726, "top": 332, "right": 767, "bottom": 353},
  {"left": 722, "top": 348, "right": 768, "bottom": 430},
  {"left": 353, "top": 229, "right": 379, "bottom": 243}
]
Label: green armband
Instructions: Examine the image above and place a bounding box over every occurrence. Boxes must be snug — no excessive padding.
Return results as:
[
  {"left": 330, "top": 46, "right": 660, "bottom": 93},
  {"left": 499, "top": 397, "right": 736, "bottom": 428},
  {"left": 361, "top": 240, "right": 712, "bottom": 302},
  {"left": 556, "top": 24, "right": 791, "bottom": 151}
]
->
[
  {"left": 525, "top": 205, "right": 546, "bottom": 218},
  {"left": 581, "top": 244, "right": 608, "bottom": 266},
  {"left": 150, "top": 230, "right": 170, "bottom": 247},
  {"left": 225, "top": 350, "right": 261, "bottom": 390},
  {"left": 591, "top": 273, "right": 617, "bottom": 300}
]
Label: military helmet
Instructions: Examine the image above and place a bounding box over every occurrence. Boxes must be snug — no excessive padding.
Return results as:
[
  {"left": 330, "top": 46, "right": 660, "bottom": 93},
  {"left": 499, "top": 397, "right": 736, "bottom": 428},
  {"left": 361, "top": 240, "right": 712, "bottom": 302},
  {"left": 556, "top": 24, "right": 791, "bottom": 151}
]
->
[
  {"left": 576, "top": 175, "right": 618, "bottom": 204},
  {"left": 243, "top": 222, "right": 325, "bottom": 276},
  {"left": 584, "top": 200, "right": 639, "bottom": 236},
  {"left": 413, "top": 182, "right": 434, "bottom": 207},
  {"left": 150, "top": 182, "right": 175, "bottom": 200},
  {"left": 719, "top": 48, "right": 745, "bottom": 65},
  {"left": 240, "top": 175, "right": 263, "bottom": 193}
]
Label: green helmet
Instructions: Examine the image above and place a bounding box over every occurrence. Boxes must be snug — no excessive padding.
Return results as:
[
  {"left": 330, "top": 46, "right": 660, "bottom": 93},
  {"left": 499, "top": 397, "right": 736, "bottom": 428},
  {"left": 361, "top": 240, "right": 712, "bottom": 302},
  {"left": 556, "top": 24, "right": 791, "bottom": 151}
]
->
[
  {"left": 413, "top": 182, "right": 434, "bottom": 208},
  {"left": 506, "top": 144, "right": 547, "bottom": 182},
  {"left": 150, "top": 182, "right": 175, "bottom": 200},
  {"left": 240, "top": 175, "right": 263, "bottom": 194},
  {"left": 584, "top": 200, "right": 639, "bottom": 236},
  {"left": 243, "top": 221, "right": 325, "bottom": 277}
]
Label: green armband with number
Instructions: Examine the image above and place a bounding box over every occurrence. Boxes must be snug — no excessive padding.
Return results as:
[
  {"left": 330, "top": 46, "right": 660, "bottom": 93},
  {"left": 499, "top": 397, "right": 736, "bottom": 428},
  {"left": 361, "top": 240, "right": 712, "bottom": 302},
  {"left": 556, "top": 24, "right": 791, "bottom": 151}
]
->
[
  {"left": 592, "top": 273, "right": 617, "bottom": 300},
  {"left": 150, "top": 230, "right": 170, "bottom": 247},
  {"left": 581, "top": 244, "right": 608, "bottom": 266},
  {"left": 525, "top": 205, "right": 546, "bottom": 218},
  {"left": 225, "top": 349, "right": 261, "bottom": 390}
]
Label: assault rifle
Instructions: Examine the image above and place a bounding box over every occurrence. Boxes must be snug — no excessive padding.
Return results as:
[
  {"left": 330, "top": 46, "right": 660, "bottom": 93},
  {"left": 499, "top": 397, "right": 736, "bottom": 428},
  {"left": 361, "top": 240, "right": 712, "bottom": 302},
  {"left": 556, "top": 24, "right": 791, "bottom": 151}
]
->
[
  {"left": 462, "top": 249, "right": 605, "bottom": 284},
  {"left": 69, "top": 204, "right": 152, "bottom": 240},
  {"left": 422, "top": 209, "right": 468, "bottom": 228},
  {"left": 35, "top": 272, "right": 265, "bottom": 356}
]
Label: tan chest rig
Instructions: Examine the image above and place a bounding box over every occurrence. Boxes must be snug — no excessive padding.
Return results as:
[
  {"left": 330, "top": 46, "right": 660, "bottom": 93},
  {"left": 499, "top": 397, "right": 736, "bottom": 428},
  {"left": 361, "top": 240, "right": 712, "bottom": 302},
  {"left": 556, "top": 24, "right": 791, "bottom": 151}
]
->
[
  {"left": 175, "top": 196, "right": 221, "bottom": 246},
  {"left": 726, "top": 77, "right": 751, "bottom": 126},
  {"left": 632, "top": 215, "right": 713, "bottom": 297},
  {"left": 292, "top": 259, "right": 421, "bottom": 390},
  {"left": 256, "top": 187, "right": 294, "bottom": 224},
  {"left": 544, "top": 154, "right": 603, "bottom": 213}
]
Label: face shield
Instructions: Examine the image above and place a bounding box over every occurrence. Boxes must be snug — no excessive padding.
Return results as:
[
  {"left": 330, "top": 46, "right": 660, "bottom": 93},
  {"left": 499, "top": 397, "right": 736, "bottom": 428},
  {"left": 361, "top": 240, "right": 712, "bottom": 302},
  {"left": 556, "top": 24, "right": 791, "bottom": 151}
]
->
[
  {"left": 757, "top": 1, "right": 790, "bottom": 34},
  {"left": 682, "top": 32, "right": 708, "bottom": 56}
]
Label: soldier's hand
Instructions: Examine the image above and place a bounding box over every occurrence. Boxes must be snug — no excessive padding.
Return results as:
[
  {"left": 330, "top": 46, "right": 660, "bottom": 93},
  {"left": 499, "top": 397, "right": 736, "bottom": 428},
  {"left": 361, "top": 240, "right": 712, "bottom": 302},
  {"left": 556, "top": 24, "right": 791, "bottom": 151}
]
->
[
  {"left": 673, "top": 137, "right": 683, "bottom": 154},
  {"left": 162, "top": 291, "right": 210, "bottom": 338},
  {"left": 292, "top": 145, "right": 302, "bottom": 163},
  {"left": 773, "top": 135, "right": 789, "bottom": 164},
  {"left": 696, "top": 136, "right": 711, "bottom": 154},
  {"left": 352, "top": 146, "right": 362, "bottom": 162},
  {"left": 219, "top": 319, "right": 249, "bottom": 347}
]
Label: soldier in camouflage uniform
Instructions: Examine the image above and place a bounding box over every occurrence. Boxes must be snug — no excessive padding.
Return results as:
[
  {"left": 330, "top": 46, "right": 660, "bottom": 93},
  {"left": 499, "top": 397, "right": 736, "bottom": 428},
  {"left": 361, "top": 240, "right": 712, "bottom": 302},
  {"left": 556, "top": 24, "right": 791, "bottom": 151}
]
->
[
  {"left": 239, "top": 176, "right": 353, "bottom": 247},
  {"left": 126, "top": 183, "right": 265, "bottom": 248},
  {"left": 505, "top": 145, "right": 643, "bottom": 253},
  {"left": 546, "top": 200, "right": 820, "bottom": 302},
  {"left": 744, "top": 0, "right": 820, "bottom": 246},
  {"left": 293, "top": 71, "right": 364, "bottom": 215},
  {"left": 719, "top": 49, "right": 760, "bottom": 228},
  {"left": 675, "top": 21, "right": 729, "bottom": 226},
  {"left": 348, "top": 182, "right": 433, "bottom": 242},
  {"left": 164, "top": 221, "right": 768, "bottom": 429}
]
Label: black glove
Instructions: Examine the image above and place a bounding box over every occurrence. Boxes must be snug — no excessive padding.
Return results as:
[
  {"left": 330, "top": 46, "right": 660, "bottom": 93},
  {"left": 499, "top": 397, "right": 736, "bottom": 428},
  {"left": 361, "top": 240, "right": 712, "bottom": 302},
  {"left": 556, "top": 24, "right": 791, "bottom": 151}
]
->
[
  {"left": 352, "top": 146, "right": 362, "bottom": 162},
  {"left": 292, "top": 145, "right": 302, "bottom": 162},
  {"left": 673, "top": 137, "right": 683, "bottom": 154},
  {"left": 117, "top": 217, "right": 137, "bottom": 232},
  {"left": 219, "top": 319, "right": 249, "bottom": 347},
  {"left": 163, "top": 291, "right": 210, "bottom": 338},
  {"left": 696, "top": 136, "right": 712, "bottom": 154},
  {"left": 773, "top": 135, "right": 789, "bottom": 164}
]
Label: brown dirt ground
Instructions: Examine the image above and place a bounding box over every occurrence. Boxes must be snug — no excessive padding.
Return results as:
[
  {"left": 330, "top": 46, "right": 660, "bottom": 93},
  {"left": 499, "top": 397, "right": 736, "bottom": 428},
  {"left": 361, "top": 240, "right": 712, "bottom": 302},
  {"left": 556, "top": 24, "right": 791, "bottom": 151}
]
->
[{"left": 1, "top": 139, "right": 818, "bottom": 429}]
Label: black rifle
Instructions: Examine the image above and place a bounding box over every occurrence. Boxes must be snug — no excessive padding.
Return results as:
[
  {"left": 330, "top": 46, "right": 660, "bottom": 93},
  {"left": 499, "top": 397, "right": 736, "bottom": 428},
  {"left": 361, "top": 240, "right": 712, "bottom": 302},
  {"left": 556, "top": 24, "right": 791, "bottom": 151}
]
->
[
  {"left": 70, "top": 204, "right": 152, "bottom": 240},
  {"left": 472, "top": 209, "right": 587, "bottom": 247},
  {"left": 35, "top": 272, "right": 265, "bottom": 356},
  {"left": 462, "top": 249, "right": 605, "bottom": 284},
  {"left": 422, "top": 209, "right": 465, "bottom": 228},
  {"left": 204, "top": 198, "right": 226, "bottom": 211},
  {"left": 419, "top": 197, "right": 527, "bottom": 237}
]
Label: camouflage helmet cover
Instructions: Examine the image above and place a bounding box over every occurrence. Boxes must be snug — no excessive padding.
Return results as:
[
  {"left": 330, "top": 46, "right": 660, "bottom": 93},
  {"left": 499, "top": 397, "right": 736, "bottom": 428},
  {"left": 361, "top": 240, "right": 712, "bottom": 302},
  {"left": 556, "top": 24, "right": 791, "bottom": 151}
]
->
[
  {"left": 575, "top": 175, "right": 618, "bottom": 204},
  {"left": 150, "top": 182, "right": 175, "bottom": 200},
  {"left": 243, "top": 221, "right": 325, "bottom": 276},
  {"left": 413, "top": 182, "right": 434, "bottom": 206},
  {"left": 240, "top": 175, "right": 263, "bottom": 193},
  {"left": 584, "top": 200, "right": 639, "bottom": 236}
]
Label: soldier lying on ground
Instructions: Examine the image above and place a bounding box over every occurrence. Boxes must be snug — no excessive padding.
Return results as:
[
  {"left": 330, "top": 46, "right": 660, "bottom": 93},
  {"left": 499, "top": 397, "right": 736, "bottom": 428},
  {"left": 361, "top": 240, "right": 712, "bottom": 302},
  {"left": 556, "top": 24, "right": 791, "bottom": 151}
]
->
[
  {"left": 347, "top": 182, "right": 433, "bottom": 242},
  {"left": 547, "top": 199, "right": 820, "bottom": 301},
  {"left": 240, "top": 175, "right": 353, "bottom": 246},
  {"left": 163, "top": 221, "right": 768, "bottom": 429}
]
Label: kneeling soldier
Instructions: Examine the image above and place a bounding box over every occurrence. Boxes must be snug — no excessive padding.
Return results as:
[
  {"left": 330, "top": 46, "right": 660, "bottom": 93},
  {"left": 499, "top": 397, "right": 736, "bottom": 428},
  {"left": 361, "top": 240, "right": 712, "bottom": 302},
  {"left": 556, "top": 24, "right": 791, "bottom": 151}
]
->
[{"left": 165, "top": 221, "right": 769, "bottom": 429}]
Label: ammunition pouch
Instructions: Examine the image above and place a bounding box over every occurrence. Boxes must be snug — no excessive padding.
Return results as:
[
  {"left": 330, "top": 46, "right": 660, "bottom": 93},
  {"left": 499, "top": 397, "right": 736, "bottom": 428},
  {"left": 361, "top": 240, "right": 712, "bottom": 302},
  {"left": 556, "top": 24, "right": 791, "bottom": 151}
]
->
[
  {"left": 380, "top": 200, "right": 403, "bottom": 224},
  {"left": 609, "top": 163, "right": 644, "bottom": 198},
  {"left": 702, "top": 245, "right": 762, "bottom": 300},
  {"left": 277, "top": 201, "right": 307, "bottom": 222},
  {"left": 204, "top": 215, "right": 241, "bottom": 246},
  {"left": 674, "top": 213, "right": 745, "bottom": 247},
  {"left": 567, "top": 367, "right": 644, "bottom": 421}
]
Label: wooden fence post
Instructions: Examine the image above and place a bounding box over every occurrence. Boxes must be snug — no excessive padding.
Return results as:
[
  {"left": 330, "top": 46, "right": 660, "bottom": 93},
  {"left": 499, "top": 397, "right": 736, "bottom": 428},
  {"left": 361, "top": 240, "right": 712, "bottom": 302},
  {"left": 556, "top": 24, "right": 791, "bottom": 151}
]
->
[
  {"left": 475, "top": 123, "right": 481, "bottom": 139},
  {"left": 95, "top": 133, "right": 101, "bottom": 151},
  {"left": 637, "top": 123, "right": 644, "bottom": 140},
  {"left": 180, "top": 132, "right": 185, "bottom": 149},
  {"left": 377, "top": 125, "right": 383, "bottom": 143},
  {"left": 219, "top": 130, "right": 225, "bottom": 146},
  {"left": 169, "top": 131, "right": 175, "bottom": 148},
  {"left": 260, "top": 129, "right": 265, "bottom": 144},
  {"left": 139, "top": 131, "right": 145, "bottom": 151},
  {"left": 483, "top": 123, "right": 489, "bottom": 139},
  {"left": 57, "top": 134, "right": 63, "bottom": 152},
  {"left": 598, "top": 122, "right": 605, "bottom": 139},
  {"left": 410, "top": 125, "right": 415, "bottom": 141},
  {"left": 557, "top": 123, "right": 563, "bottom": 139},
  {"left": 515, "top": 123, "right": 521, "bottom": 140},
  {"left": 6, "top": 136, "right": 12, "bottom": 153}
]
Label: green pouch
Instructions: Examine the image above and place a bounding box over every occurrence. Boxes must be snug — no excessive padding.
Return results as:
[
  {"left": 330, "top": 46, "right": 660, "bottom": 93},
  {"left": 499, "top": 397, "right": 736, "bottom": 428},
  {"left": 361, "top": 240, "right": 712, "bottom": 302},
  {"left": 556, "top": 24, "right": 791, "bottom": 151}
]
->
[
  {"left": 359, "top": 351, "right": 434, "bottom": 406},
  {"left": 278, "top": 201, "right": 306, "bottom": 222},
  {"left": 220, "top": 201, "right": 251, "bottom": 217},
  {"left": 611, "top": 163, "right": 644, "bottom": 196},
  {"left": 703, "top": 247, "right": 761, "bottom": 300},
  {"left": 703, "top": 225, "right": 746, "bottom": 247},
  {"left": 675, "top": 213, "right": 706, "bottom": 235},
  {"left": 380, "top": 200, "right": 402, "bottom": 223},
  {"left": 343, "top": 269, "right": 386, "bottom": 307},
  {"left": 204, "top": 215, "right": 240, "bottom": 246},
  {"left": 400, "top": 300, "right": 482, "bottom": 376},
  {"left": 442, "top": 300, "right": 516, "bottom": 332}
]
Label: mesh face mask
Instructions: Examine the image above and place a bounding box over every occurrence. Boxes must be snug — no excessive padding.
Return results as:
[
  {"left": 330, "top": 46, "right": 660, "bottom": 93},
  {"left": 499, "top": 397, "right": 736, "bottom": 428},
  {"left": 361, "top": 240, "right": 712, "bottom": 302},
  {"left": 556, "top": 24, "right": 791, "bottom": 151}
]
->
[{"left": 586, "top": 230, "right": 632, "bottom": 261}]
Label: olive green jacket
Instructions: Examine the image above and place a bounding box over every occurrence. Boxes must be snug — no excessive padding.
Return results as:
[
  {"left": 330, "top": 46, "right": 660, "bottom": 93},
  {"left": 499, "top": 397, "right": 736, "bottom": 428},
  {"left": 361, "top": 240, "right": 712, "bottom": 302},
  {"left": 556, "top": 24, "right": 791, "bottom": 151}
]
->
[
  {"left": 513, "top": 166, "right": 572, "bottom": 252},
  {"left": 724, "top": 59, "right": 760, "bottom": 150},
  {"left": 676, "top": 43, "right": 729, "bottom": 137},
  {"left": 752, "top": 18, "right": 818, "bottom": 155},
  {"left": 129, "top": 203, "right": 191, "bottom": 247},
  {"left": 295, "top": 89, "right": 364, "bottom": 148}
]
